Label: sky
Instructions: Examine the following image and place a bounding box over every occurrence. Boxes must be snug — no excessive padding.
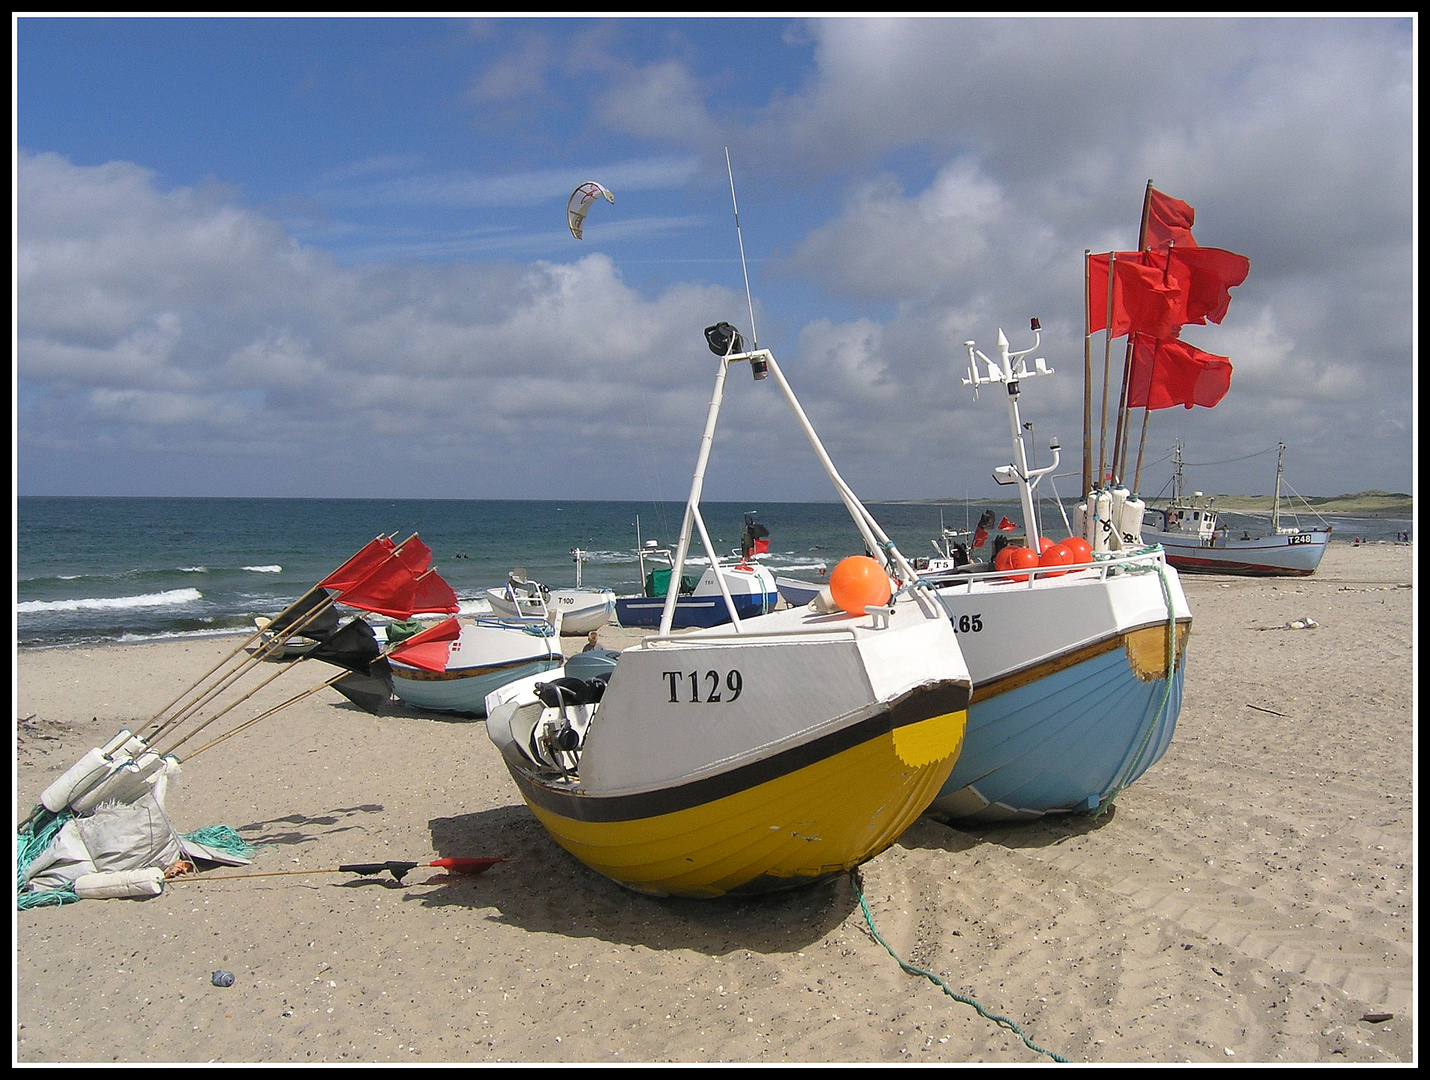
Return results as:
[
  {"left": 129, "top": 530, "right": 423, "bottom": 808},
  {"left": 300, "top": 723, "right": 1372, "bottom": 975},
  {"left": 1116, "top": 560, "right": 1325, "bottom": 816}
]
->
[{"left": 13, "top": 15, "right": 1417, "bottom": 503}]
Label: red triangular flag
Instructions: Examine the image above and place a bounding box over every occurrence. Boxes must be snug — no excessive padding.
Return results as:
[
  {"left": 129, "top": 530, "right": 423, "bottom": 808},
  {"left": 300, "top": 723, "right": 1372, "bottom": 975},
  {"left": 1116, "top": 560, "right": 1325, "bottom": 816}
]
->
[
  {"left": 998, "top": 517, "right": 1017, "bottom": 531},
  {"left": 401, "top": 569, "right": 460, "bottom": 617},
  {"left": 387, "top": 617, "right": 462, "bottom": 673},
  {"left": 337, "top": 563, "right": 459, "bottom": 620},
  {"left": 390, "top": 536, "right": 434, "bottom": 576},
  {"left": 319, "top": 536, "right": 397, "bottom": 592}
]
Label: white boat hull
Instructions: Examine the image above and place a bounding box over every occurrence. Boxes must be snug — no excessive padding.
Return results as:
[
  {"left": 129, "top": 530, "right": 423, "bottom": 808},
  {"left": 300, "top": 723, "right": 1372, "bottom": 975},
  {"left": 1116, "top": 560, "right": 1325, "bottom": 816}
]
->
[
  {"left": 1143, "top": 525, "right": 1330, "bottom": 576},
  {"left": 485, "top": 586, "right": 616, "bottom": 635},
  {"left": 486, "top": 600, "right": 972, "bottom": 897},
  {"left": 390, "top": 620, "right": 562, "bottom": 718}
]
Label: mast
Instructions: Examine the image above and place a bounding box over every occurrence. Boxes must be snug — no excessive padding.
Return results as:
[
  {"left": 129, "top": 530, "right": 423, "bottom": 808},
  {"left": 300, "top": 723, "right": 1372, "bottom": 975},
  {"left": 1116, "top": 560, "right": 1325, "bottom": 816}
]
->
[
  {"left": 962, "top": 321, "right": 1061, "bottom": 552},
  {"left": 1271, "top": 442, "right": 1285, "bottom": 534},
  {"left": 1082, "top": 250, "right": 1094, "bottom": 494}
]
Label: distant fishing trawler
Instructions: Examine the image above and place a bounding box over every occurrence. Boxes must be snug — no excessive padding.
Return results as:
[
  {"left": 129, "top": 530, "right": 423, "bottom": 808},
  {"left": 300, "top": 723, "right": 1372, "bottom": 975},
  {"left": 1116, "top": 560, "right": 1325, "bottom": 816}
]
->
[{"left": 1140, "top": 443, "right": 1331, "bottom": 576}]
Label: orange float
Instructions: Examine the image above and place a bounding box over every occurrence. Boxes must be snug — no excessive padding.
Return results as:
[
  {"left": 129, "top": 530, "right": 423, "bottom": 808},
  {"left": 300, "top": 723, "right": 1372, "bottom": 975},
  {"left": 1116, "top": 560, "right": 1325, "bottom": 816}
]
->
[
  {"left": 1061, "top": 536, "right": 1093, "bottom": 566},
  {"left": 827, "top": 555, "right": 893, "bottom": 615},
  {"left": 1039, "top": 542, "right": 1074, "bottom": 578},
  {"left": 996, "top": 544, "right": 1040, "bottom": 583}
]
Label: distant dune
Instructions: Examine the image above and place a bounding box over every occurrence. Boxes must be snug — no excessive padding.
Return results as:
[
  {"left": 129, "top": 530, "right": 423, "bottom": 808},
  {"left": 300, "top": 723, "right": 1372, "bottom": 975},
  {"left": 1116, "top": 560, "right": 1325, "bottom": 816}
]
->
[
  {"left": 1182, "top": 491, "right": 1412, "bottom": 516},
  {"left": 893, "top": 491, "right": 1411, "bottom": 517}
]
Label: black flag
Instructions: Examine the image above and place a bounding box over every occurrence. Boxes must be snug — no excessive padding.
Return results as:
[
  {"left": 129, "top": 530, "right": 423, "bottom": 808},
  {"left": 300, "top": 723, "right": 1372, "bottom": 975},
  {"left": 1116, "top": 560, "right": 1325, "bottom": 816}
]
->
[
  {"left": 331, "top": 658, "right": 393, "bottom": 715},
  {"left": 306, "top": 617, "right": 382, "bottom": 677},
  {"left": 740, "top": 513, "right": 770, "bottom": 559},
  {"left": 266, "top": 587, "right": 340, "bottom": 641},
  {"left": 972, "top": 509, "right": 996, "bottom": 550}
]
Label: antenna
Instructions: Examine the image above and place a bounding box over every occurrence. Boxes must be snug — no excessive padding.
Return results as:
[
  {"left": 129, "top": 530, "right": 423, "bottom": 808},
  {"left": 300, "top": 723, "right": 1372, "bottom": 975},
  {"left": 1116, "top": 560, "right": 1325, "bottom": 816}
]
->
[{"left": 725, "top": 148, "right": 759, "bottom": 350}]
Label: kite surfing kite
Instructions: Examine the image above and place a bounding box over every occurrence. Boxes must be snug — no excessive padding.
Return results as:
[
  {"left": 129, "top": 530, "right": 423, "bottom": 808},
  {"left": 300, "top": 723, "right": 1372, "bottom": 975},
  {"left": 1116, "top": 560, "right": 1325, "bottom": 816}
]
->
[{"left": 567, "top": 181, "right": 614, "bottom": 240}]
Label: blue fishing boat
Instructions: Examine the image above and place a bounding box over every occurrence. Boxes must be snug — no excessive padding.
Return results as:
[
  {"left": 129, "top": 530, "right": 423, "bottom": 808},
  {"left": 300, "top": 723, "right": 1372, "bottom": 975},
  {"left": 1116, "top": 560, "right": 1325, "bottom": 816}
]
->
[
  {"left": 614, "top": 516, "right": 778, "bottom": 630},
  {"left": 924, "top": 323, "right": 1192, "bottom": 821}
]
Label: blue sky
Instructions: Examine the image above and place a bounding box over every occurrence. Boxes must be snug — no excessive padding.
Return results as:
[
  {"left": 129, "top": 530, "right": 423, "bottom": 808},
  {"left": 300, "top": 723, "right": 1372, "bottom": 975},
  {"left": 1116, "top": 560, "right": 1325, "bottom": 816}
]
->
[{"left": 14, "top": 15, "right": 1416, "bottom": 502}]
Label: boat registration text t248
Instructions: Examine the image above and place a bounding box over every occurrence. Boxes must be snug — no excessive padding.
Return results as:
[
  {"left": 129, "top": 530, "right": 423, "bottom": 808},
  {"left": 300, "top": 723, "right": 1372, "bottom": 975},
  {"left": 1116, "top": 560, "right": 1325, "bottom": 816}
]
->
[{"left": 663, "top": 670, "right": 744, "bottom": 703}]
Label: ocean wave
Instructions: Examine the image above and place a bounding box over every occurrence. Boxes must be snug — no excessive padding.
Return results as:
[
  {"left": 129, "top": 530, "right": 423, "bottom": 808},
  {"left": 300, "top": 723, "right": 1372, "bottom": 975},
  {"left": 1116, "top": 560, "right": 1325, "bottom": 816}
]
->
[
  {"left": 16, "top": 587, "right": 203, "bottom": 615},
  {"left": 242, "top": 565, "right": 283, "bottom": 573},
  {"left": 178, "top": 566, "right": 210, "bottom": 573}
]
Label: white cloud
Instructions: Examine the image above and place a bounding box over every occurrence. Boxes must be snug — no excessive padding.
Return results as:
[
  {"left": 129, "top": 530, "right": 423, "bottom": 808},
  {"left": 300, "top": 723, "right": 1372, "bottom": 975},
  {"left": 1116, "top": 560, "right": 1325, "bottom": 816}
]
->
[
  {"left": 16, "top": 152, "right": 755, "bottom": 498},
  {"left": 14, "top": 18, "right": 1414, "bottom": 499}
]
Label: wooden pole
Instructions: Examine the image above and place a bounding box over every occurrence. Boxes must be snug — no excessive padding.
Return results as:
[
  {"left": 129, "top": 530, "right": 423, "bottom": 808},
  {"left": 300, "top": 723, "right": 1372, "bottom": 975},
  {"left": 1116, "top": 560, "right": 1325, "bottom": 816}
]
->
[
  {"left": 1115, "top": 181, "right": 1155, "bottom": 486},
  {"left": 146, "top": 533, "right": 419, "bottom": 745},
  {"left": 1082, "top": 250, "right": 1094, "bottom": 495},
  {"left": 1097, "top": 253, "right": 1116, "bottom": 485},
  {"left": 168, "top": 627, "right": 412, "bottom": 761},
  {"left": 177, "top": 669, "right": 349, "bottom": 759},
  {"left": 144, "top": 595, "right": 344, "bottom": 747},
  {"left": 136, "top": 584, "right": 321, "bottom": 736}
]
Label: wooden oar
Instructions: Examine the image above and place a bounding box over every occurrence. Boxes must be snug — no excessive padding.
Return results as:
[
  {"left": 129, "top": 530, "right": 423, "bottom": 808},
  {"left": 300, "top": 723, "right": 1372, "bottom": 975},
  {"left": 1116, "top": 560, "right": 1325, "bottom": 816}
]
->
[{"left": 175, "top": 857, "right": 503, "bottom": 884}]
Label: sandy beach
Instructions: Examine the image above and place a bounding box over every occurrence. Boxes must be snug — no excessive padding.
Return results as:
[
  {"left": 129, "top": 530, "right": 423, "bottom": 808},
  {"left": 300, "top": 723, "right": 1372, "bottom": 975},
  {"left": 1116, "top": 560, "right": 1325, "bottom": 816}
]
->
[{"left": 14, "top": 542, "right": 1414, "bottom": 1064}]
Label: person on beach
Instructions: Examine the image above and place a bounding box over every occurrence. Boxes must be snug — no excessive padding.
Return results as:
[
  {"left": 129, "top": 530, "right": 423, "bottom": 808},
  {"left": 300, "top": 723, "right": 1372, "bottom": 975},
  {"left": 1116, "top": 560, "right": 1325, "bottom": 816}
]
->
[{"left": 582, "top": 631, "right": 600, "bottom": 652}]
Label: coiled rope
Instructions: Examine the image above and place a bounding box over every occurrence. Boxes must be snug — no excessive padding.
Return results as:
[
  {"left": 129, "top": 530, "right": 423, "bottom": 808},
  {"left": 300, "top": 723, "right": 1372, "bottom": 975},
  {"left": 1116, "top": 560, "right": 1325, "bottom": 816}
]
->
[{"left": 849, "top": 868, "right": 1070, "bottom": 1063}]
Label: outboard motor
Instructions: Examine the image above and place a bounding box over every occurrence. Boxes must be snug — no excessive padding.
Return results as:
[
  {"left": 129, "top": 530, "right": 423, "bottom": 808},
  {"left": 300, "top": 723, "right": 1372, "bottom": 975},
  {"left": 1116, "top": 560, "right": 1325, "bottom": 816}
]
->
[{"left": 534, "top": 677, "right": 595, "bottom": 766}]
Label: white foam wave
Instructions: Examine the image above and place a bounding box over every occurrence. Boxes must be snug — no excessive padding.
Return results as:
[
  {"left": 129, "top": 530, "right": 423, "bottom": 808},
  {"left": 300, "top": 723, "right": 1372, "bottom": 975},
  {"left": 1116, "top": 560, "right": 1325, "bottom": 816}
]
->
[
  {"left": 178, "top": 566, "right": 210, "bottom": 573},
  {"left": 17, "top": 587, "right": 203, "bottom": 614},
  {"left": 242, "top": 565, "right": 283, "bottom": 573}
]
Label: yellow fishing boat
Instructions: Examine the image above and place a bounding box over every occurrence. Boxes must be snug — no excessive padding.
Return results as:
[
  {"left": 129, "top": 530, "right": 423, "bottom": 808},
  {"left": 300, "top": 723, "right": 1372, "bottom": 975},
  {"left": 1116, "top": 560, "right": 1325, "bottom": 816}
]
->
[{"left": 485, "top": 321, "right": 971, "bottom": 898}]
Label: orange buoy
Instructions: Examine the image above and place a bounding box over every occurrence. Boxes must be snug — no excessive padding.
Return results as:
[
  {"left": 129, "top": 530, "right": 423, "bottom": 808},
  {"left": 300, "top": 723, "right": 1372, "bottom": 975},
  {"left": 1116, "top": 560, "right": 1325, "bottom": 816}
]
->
[
  {"left": 828, "top": 555, "right": 893, "bottom": 615},
  {"left": 1037, "top": 536, "right": 1056, "bottom": 554},
  {"left": 1062, "top": 536, "right": 1093, "bottom": 566},
  {"left": 1039, "top": 542, "right": 1074, "bottom": 578},
  {"left": 997, "top": 545, "right": 1039, "bottom": 582}
]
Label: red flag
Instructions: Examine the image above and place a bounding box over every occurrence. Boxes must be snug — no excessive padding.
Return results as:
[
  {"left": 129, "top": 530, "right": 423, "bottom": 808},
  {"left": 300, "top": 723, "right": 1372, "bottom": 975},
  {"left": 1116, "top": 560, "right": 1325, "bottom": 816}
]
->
[
  {"left": 1127, "top": 334, "right": 1232, "bottom": 410},
  {"left": 998, "top": 517, "right": 1018, "bottom": 531},
  {"left": 319, "top": 536, "right": 397, "bottom": 592},
  {"left": 1086, "top": 252, "right": 1186, "bottom": 339},
  {"left": 1158, "top": 247, "right": 1250, "bottom": 325},
  {"left": 337, "top": 563, "right": 459, "bottom": 620},
  {"left": 402, "top": 569, "right": 460, "bottom": 617},
  {"left": 753, "top": 538, "right": 769, "bottom": 556},
  {"left": 1146, "top": 188, "right": 1197, "bottom": 250},
  {"left": 387, "top": 617, "right": 462, "bottom": 673},
  {"left": 390, "top": 536, "right": 434, "bottom": 576},
  {"left": 971, "top": 509, "right": 995, "bottom": 549}
]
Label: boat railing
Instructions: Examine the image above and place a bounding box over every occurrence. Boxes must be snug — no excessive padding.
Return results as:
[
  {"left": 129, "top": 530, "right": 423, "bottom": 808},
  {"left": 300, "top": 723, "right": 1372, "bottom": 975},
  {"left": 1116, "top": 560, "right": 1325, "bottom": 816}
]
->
[
  {"left": 926, "top": 545, "right": 1169, "bottom": 594},
  {"left": 637, "top": 619, "right": 868, "bottom": 649}
]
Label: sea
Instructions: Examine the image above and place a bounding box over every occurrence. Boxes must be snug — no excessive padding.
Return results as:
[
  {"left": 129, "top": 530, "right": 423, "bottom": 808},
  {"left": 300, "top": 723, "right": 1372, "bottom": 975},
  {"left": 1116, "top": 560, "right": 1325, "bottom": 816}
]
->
[{"left": 15, "top": 496, "right": 1411, "bottom": 651}]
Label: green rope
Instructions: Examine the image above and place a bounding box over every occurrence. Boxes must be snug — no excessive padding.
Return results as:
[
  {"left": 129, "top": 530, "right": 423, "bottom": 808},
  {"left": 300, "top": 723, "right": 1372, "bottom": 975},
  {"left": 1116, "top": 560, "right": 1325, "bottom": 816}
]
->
[
  {"left": 16, "top": 808, "right": 81, "bottom": 910},
  {"left": 849, "top": 869, "right": 1070, "bottom": 1063},
  {"left": 16, "top": 811, "right": 254, "bottom": 911},
  {"left": 180, "top": 825, "right": 255, "bottom": 860}
]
